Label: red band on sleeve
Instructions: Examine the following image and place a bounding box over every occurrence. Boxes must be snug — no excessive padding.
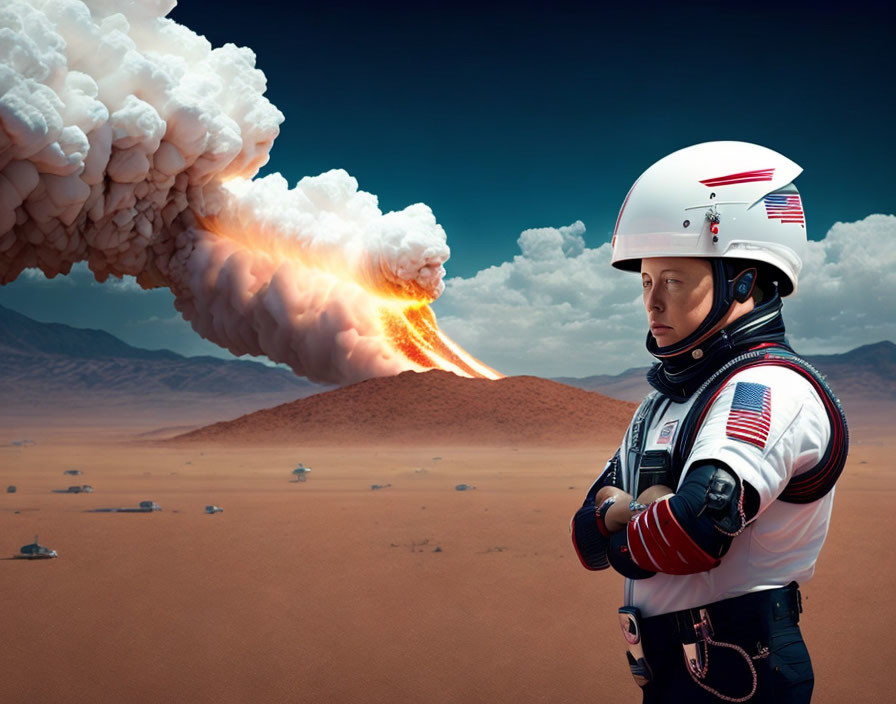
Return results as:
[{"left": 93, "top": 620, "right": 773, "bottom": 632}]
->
[{"left": 626, "top": 499, "right": 720, "bottom": 575}]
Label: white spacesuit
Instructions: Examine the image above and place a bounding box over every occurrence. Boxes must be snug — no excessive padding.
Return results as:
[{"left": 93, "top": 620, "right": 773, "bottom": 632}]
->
[
  {"left": 571, "top": 142, "right": 848, "bottom": 703},
  {"left": 618, "top": 363, "right": 835, "bottom": 618}
]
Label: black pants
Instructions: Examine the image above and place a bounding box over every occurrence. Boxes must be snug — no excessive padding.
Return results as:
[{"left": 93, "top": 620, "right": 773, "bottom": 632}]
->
[{"left": 638, "top": 583, "right": 813, "bottom": 703}]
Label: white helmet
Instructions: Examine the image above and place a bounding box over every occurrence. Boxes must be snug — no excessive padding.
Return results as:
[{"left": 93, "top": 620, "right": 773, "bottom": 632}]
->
[{"left": 611, "top": 141, "right": 807, "bottom": 296}]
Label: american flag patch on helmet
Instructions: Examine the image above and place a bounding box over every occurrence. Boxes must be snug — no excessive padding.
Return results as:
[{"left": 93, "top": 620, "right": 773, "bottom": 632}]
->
[
  {"left": 764, "top": 193, "right": 805, "bottom": 224},
  {"left": 726, "top": 382, "right": 772, "bottom": 449}
]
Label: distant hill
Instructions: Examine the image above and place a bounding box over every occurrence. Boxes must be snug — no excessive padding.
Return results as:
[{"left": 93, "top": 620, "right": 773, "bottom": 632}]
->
[
  {"left": 803, "top": 341, "right": 896, "bottom": 400},
  {"left": 553, "top": 368, "right": 650, "bottom": 403},
  {"left": 174, "top": 370, "right": 636, "bottom": 446},
  {"left": 0, "top": 303, "right": 320, "bottom": 396},
  {"left": 2, "top": 302, "right": 890, "bottom": 438},
  {"left": 0, "top": 303, "right": 328, "bottom": 430},
  {"left": 555, "top": 341, "right": 896, "bottom": 403},
  {"left": 0, "top": 303, "right": 182, "bottom": 362}
]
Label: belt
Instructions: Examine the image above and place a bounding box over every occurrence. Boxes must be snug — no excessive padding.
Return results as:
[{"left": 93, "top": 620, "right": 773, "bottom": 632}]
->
[{"left": 644, "top": 582, "right": 802, "bottom": 644}]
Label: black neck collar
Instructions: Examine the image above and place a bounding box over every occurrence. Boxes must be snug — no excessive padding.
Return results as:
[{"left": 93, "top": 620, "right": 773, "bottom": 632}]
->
[{"left": 645, "top": 294, "right": 789, "bottom": 402}]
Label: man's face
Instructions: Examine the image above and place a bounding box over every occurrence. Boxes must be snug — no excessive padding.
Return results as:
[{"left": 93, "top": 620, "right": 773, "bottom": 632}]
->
[{"left": 640, "top": 257, "right": 714, "bottom": 347}]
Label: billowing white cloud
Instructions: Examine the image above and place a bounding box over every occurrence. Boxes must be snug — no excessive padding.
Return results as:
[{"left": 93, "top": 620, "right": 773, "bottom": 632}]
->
[
  {"left": 0, "top": 0, "right": 456, "bottom": 385},
  {"left": 433, "top": 215, "right": 896, "bottom": 377},
  {"left": 432, "top": 221, "right": 653, "bottom": 377},
  {"left": 786, "top": 214, "right": 896, "bottom": 354}
]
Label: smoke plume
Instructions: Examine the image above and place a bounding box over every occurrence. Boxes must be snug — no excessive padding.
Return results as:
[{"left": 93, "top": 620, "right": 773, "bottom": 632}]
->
[{"left": 0, "top": 0, "right": 482, "bottom": 384}]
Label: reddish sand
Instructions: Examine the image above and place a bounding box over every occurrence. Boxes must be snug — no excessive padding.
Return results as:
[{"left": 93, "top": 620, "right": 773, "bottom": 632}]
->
[
  {"left": 174, "top": 370, "right": 637, "bottom": 446},
  {"left": 0, "top": 400, "right": 892, "bottom": 702}
]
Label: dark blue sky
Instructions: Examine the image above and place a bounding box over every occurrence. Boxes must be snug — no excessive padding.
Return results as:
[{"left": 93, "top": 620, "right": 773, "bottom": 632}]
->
[
  {"left": 1, "top": 0, "right": 893, "bottom": 368},
  {"left": 169, "top": 0, "right": 894, "bottom": 276}
]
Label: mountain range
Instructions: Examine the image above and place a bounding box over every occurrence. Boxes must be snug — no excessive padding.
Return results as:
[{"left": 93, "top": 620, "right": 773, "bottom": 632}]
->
[
  {"left": 0, "top": 303, "right": 321, "bottom": 396},
  {"left": 554, "top": 341, "right": 896, "bottom": 403},
  {"left": 0, "top": 303, "right": 327, "bottom": 429},
  {"left": 1, "top": 302, "right": 892, "bottom": 437}
]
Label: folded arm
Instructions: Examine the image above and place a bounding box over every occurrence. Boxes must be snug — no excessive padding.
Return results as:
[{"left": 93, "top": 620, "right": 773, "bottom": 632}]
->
[{"left": 571, "top": 461, "right": 759, "bottom": 578}]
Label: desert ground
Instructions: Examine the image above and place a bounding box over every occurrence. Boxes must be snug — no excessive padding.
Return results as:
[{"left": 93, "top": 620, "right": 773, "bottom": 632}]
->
[{"left": 1, "top": 411, "right": 892, "bottom": 703}]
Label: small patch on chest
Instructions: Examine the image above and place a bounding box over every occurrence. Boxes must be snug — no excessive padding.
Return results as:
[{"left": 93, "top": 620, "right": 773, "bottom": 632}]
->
[{"left": 656, "top": 420, "right": 679, "bottom": 445}]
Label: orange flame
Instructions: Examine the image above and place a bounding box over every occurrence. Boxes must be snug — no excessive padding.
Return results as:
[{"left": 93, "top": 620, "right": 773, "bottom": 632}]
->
[
  {"left": 195, "top": 213, "right": 502, "bottom": 380},
  {"left": 379, "top": 302, "right": 502, "bottom": 379}
]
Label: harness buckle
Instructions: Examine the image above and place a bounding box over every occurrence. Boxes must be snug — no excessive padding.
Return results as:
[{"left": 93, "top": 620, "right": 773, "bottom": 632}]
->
[
  {"left": 618, "top": 606, "right": 653, "bottom": 688},
  {"left": 682, "top": 608, "right": 713, "bottom": 680}
]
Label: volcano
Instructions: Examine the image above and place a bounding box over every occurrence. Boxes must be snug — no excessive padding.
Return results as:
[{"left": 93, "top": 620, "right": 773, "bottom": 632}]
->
[{"left": 171, "top": 370, "right": 636, "bottom": 446}]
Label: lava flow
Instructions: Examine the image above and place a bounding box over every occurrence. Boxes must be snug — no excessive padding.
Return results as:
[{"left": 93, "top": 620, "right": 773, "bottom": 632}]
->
[{"left": 379, "top": 303, "right": 502, "bottom": 379}]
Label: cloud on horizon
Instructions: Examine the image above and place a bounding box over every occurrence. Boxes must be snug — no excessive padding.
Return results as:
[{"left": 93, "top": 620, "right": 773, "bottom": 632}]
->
[
  {"left": 20, "top": 262, "right": 144, "bottom": 293},
  {"left": 9, "top": 215, "right": 893, "bottom": 379},
  {"left": 433, "top": 221, "right": 652, "bottom": 377},
  {"left": 787, "top": 214, "right": 896, "bottom": 354},
  {"left": 433, "top": 214, "right": 896, "bottom": 377}
]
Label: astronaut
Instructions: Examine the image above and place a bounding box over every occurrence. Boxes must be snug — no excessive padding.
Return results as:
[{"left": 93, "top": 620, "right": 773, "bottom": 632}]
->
[{"left": 571, "top": 142, "right": 848, "bottom": 703}]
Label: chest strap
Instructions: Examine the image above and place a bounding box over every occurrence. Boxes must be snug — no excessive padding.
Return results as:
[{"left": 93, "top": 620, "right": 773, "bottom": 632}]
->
[
  {"left": 672, "top": 345, "right": 849, "bottom": 504},
  {"left": 625, "top": 393, "right": 668, "bottom": 496}
]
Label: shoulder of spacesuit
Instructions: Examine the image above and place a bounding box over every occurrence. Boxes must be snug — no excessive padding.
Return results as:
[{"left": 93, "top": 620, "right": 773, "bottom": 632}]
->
[{"left": 681, "top": 356, "right": 846, "bottom": 508}]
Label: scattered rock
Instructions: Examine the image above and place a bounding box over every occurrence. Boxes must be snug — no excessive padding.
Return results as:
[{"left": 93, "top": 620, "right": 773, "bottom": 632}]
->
[
  {"left": 390, "top": 539, "right": 433, "bottom": 552},
  {"left": 53, "top": 485, "right": 93, "bottom": 494},
  {"left": 292, "top": 464, "right": 312, "bottom": 480}
]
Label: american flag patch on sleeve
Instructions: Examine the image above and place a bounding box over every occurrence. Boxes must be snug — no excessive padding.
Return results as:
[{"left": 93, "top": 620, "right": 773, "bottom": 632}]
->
[{"left": 726, "top": 382, "right": 772, "bottom": 449}]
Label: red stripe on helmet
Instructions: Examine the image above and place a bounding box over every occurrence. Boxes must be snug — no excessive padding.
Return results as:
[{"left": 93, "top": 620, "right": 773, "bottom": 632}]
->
[{"left": 700, "top": 168, "right": 775, "bottom": 186}]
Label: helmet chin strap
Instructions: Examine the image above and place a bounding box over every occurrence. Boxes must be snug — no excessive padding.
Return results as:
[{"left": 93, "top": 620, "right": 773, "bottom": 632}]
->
[{"left": 647, "top": 260, "right": 757, "bottom": 360}]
